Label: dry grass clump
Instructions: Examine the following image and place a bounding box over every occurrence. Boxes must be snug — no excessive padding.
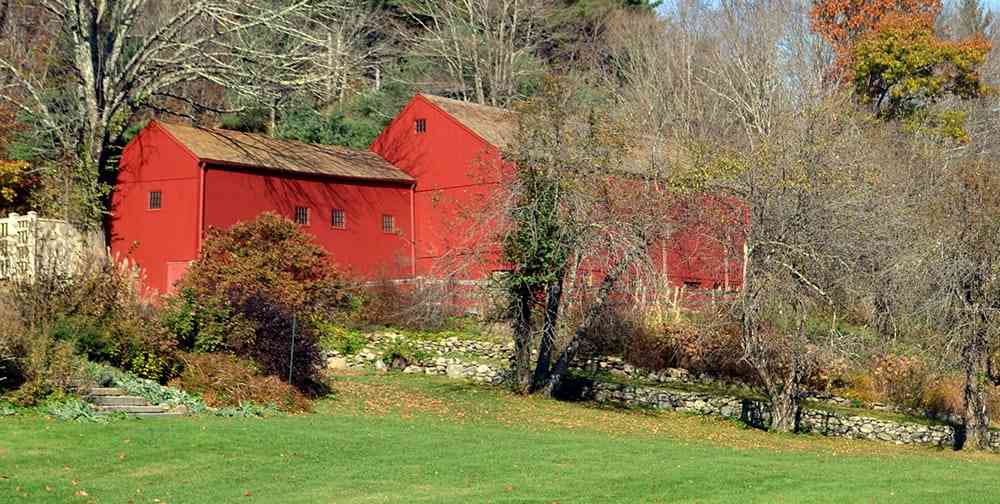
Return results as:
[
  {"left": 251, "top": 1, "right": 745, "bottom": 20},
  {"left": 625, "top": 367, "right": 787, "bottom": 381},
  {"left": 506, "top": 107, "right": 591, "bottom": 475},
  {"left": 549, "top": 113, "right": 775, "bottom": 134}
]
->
[{"left": 169, "top": 352, "right": 312, "bottom": 413}]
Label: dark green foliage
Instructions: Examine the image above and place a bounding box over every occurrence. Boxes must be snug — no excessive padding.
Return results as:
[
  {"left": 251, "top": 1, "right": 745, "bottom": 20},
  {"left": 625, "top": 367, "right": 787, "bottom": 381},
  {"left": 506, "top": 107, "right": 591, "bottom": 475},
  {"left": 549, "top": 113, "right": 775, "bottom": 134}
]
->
[
  {"left": 380, "top": 338, "right": 428, "bottom": 368},
  {"left": 162, "top": 289, "right": 247, "bottom": 353},
  {"left": 221, "top": 80, "right": 416, "bottom": 150},
  {"left": 276, "top": 107, "right": 382, "bottom": 150},
  {"left": 220, "top": 107, "right": 271, "bottom": 134},
  {"left": 52, "top": 316, "right": 112, "bottom": 362}
]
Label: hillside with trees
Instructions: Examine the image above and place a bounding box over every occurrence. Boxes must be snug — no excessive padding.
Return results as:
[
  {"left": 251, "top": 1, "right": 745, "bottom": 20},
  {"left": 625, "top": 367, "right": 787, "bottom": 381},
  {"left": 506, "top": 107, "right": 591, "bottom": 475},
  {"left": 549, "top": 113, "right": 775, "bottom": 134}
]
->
[{"left": 5, "top": 0, "right": 1000, "bottom": 454}]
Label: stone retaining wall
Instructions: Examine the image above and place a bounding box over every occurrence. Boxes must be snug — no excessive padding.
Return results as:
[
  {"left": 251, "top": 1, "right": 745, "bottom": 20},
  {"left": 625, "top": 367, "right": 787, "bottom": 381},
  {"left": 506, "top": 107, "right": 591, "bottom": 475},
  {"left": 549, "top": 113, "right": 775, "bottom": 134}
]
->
[
  {"left": 582, "top": 381, "right": 995, "bottom": 450},
  {"left": 325, "top": 331, "right": 999, "bottom": 451},
  {"left": 325, "top": 334, "right": 509, "bottom": 384}
]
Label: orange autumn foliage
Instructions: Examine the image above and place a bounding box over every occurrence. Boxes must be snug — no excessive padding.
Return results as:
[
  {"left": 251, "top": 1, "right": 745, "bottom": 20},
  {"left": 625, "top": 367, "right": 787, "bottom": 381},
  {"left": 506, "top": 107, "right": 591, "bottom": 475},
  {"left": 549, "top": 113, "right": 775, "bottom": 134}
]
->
[{"left": 811, "top": 0, "right": 944, "bottom": 71}]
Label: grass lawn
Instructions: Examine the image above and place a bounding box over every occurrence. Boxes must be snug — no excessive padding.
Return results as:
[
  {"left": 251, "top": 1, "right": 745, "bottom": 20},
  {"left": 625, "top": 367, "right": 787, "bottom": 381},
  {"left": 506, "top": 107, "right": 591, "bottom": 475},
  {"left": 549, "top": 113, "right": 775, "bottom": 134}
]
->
[{"left": 3, "top": 372, "right": 1000, "bottom": 503}]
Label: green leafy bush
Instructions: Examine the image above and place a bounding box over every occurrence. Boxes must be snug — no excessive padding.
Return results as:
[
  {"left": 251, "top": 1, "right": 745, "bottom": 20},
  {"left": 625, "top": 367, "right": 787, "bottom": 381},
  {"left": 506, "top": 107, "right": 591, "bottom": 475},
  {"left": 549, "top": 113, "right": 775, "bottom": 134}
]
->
[
  {"left": 380, "top": 338, "right": 428, "bottom": 370},
  {"left": 317, "top": 322, "right": 368, "bottom": 355},
  {"left": 43, "top": 397, "right": 103, "bottom": 422}
]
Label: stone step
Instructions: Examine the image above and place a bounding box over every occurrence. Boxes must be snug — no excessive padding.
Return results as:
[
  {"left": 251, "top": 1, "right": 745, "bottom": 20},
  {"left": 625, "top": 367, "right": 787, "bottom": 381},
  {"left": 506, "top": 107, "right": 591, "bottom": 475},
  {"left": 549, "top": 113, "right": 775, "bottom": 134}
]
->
[
  {"left": 88, "top": 387, "right": 127, "bottom": 396},
  {"left": 88, "top": 395, "right": 149, "bottom": 406},
  {"left": 94, "top": 405, "right": 170, "bottom": 414}
]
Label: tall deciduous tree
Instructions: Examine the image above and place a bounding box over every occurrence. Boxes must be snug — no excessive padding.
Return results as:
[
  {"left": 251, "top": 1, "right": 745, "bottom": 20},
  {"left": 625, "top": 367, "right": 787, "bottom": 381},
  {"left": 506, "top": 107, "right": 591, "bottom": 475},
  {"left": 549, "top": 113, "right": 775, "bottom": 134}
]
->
[
  {"left": 850, "top": 15, "right": 990, "bottom": 118},
  {"left": 498, "top": 76, "right": 675, "bottom": 394},
  {"left": 811, "top": 0, "right": 943, "bottom": 70},
  {"left": 403, "top": 0, "right": 546, "bottom": 106},
  {"left": 913, "top": 159, "right": 1000, "bottom": 450},
  {"left": 0, "top": 0, "right": 376, "bottom": 225},
  {"left": 946, "top": 0, "right": 994, "bottom": 39}
]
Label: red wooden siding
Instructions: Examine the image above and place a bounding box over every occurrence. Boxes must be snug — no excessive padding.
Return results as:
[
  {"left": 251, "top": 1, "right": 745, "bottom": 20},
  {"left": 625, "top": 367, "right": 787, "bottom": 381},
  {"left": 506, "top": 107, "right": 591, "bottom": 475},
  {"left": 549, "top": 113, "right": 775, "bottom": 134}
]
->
[
  {"left": 370, "top": 95, "right": 504, "bottom": 277},
  {"left": 110, "top": 123, "right": 203, "bottom": 293},
  {"left": 201, "top": 166, "right": 413, "bottom": 279}
]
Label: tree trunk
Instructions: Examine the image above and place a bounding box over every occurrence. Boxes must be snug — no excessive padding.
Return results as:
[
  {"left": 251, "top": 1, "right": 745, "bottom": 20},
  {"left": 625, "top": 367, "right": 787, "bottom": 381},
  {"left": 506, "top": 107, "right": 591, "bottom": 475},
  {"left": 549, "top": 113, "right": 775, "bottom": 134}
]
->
[
  {"left": 769, "top": 386, "right": 799, "bottom": 433},
  {"left": 963, "top": 327, "right": 990, "bottom": 450},
  {"left": 531, "top": 270, "right": 564, "bottom": 391},
  {"left": 543, "top": 246, "right": 646, "bottom": 397},
  {"left": 511, "top": 283, "right": 534, "bottom": 394}
]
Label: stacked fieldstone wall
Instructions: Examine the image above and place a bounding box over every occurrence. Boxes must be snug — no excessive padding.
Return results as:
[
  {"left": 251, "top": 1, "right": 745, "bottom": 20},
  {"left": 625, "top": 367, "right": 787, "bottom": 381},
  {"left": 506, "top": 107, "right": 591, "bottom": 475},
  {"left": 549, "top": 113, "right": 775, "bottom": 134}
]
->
[
  {"left": 583, "top": 381, "right": 1000, "bottom": 450},
  {"left": 325, "top": 331, "right": 1000, "bottom": 450}
]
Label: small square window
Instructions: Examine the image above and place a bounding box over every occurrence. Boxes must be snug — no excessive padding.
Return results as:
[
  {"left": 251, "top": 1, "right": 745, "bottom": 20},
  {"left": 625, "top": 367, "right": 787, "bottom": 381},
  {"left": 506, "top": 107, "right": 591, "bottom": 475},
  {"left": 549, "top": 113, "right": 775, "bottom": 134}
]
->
[
  {"left": 294, "top": 206, "right": 310, "bottom": 225},
  {"left": 331, "top": 209, "right": 346, "bottom": 229},
  {"left": 415, "top": 118, "right": 427, "bottom": 133},
  {"left": 382, "top": 214, "right": 396, "bottom": 234},
  {"left": 148, "top": 191, "right": 162, "bottom": 210}
]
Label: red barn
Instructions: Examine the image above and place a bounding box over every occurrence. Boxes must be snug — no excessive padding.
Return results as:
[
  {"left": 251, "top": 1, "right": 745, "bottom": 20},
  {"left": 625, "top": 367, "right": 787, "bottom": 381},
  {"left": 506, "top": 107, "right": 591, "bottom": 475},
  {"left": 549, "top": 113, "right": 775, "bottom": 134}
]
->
[
  {"left": 111, "top": 121, "right": 415, "bottom": 293},
  {"left": 112, "top": 94, "right": 740, "bottom": 294},
  {"left": 370, "top": 94, "right": 742, "bottom": 289},
  {"left": 371, "top": 94, "right": 512, "bottom": 278}
]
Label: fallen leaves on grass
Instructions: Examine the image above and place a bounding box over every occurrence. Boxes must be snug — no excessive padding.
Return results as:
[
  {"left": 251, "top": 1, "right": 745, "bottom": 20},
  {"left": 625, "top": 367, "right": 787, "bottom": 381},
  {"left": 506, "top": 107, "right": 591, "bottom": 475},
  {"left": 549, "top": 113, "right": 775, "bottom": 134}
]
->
[{"left": 325, "top": 371, "right": 999, "bottom": 461}]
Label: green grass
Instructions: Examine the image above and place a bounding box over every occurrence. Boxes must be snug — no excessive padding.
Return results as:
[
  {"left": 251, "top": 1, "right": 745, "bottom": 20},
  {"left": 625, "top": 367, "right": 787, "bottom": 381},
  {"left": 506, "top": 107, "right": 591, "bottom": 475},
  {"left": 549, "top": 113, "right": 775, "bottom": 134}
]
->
[{"left": 3, "top": 372, "right": 1000, "bottom": 503}]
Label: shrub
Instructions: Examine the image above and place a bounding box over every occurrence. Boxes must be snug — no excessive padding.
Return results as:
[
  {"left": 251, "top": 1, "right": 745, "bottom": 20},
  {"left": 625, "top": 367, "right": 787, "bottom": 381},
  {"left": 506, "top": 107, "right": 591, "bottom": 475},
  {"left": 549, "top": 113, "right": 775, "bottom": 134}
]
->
[
  {"left": 169, "top": 353, "right": 311, "bottom": 413},
  {"left": 356, "top": 278, "right": 459, "bottom": 331},
  {"left": 2, "top": 333, "right": 90, "bottom": 406},
  {"left": 870, "top": 354, "right": 931, "bottom": 411},
  {"left": 380, "top": 338, "right": 428, "bottom": 370},
  {"left": 921, "top": 376, "right": 964, "bottom": 420},
  {"left": 317, "top": 321, "right": 368, "bottom": 355},
  {"left": 163, "top": 213, "right": 349, "bottom": 389},
  {"left": 833, "top": 371, "right": 881, "bottom": 404},
  {"left": 595, "top": 305, "right": 749, "bottom": 380},
  {"left": 0, "top": 298, "right": 27, "bottom": 392},
  {"left": 7, "top": 253, "right": 179, "bottom": 383}
]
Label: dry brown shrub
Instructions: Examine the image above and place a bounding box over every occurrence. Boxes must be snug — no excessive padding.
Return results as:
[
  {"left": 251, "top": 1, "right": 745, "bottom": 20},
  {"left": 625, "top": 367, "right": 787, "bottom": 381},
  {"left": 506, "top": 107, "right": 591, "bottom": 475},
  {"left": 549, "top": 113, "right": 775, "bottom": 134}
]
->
[
  {"left": 622, "top": 315, "right": 750, "bottom": 380},
  {"left": 870, "top": 354, "right": 932, "bottom": 411},
  {"left": 169, "top": 353, "right": 312, "bottom": 413},
  {"left": 834, "top": 371, "right": 881, "bottom": 403},
  {"left": 921, "top": 376, "right": 964, "bottom": 419},
  {"left": 356, "top": 278, "right": 461, "bottom": 331}
]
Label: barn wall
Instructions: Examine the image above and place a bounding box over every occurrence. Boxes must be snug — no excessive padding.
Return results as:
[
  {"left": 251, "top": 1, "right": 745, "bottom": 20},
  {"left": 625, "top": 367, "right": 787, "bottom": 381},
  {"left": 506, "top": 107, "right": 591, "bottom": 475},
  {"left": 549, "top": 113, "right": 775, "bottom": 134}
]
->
[
  {"left": 110, "top": 123, "right": 202, "bottom": 293},
  {"left": 371, "top": 96, "right": 504, "bottom": 278},
  {"left": 202, "top": 166, "right": 414, "bottom": 279}
]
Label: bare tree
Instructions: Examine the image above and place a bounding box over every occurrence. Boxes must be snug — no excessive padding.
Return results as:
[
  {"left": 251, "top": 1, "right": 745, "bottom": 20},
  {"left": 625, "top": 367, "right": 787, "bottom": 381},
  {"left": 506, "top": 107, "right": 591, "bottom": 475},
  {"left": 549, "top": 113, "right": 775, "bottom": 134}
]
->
[
  {"left": 0, "top": 0, "right": 378, "bottom": 224},
  {"left": 678, "top": 0, "right": 877, "bottom": 431},
  {"left": 493, "top": 76, "right": 677, "bottom": 394},
  {"left": 402, "top": 0, "right": 545, "bottom": 106}
]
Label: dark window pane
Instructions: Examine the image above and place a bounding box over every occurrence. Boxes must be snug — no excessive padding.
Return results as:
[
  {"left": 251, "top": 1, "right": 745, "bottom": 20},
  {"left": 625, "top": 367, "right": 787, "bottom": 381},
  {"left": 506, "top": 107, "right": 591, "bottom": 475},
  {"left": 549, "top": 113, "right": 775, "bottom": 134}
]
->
[
  {"left": 149, "top": 191, "right": 162, "bottom": 209},
  {"left": 331, "top": 209, "right": 345, "bottom": 229},
  {"left": 295, "top": 207, "right": 309, "bottom": 225}
]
